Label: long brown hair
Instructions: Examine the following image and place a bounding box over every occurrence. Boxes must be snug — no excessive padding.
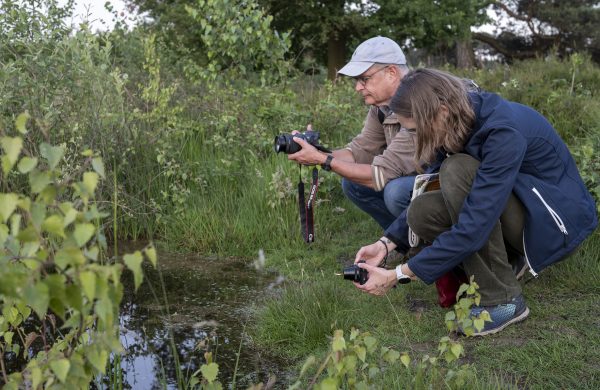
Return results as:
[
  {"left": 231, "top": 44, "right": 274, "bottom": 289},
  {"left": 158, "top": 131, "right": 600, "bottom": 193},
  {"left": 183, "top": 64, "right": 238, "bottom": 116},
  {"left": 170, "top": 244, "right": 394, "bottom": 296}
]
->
[{"left": 390, "top": 68, "right": 475, "bottom": 167}]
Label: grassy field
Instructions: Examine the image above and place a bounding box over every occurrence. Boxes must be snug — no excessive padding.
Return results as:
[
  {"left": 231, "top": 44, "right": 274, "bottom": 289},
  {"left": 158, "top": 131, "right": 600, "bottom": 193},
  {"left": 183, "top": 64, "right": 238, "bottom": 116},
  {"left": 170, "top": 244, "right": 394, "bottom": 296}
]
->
[{"left": 251, "top": 194, "right": 600, "bottom": 388}]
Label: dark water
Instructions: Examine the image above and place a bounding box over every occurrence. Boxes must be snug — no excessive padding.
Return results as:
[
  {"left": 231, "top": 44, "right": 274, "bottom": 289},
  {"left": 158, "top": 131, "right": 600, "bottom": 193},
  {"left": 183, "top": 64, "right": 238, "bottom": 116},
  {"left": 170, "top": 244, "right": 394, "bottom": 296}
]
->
[{"left": 118, "top": 249, "right": 287, "bottom": 389}]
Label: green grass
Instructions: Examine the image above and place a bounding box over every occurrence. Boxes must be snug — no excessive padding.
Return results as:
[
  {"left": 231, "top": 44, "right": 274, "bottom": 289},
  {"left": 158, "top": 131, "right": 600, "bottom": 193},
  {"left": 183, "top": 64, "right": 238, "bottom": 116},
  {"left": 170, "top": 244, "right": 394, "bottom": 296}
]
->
[{"left": 250, "top": 231, "right": 600, "bottom": 388}]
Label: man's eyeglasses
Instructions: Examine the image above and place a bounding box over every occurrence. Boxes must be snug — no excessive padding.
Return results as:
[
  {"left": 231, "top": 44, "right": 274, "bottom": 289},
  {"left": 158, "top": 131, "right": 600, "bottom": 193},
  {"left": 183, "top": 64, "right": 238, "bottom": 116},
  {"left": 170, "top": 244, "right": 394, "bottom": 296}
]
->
[{"left": 354, "top": 66, "right": 389, "bottom": 86}]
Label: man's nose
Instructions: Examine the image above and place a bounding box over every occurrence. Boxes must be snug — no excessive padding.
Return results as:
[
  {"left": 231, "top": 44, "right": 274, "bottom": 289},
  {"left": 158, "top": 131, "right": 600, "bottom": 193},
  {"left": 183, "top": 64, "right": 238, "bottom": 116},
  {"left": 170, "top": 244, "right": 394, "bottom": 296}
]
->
[{"left": 355, "top": 82, "right": 364, "bottom": 92}]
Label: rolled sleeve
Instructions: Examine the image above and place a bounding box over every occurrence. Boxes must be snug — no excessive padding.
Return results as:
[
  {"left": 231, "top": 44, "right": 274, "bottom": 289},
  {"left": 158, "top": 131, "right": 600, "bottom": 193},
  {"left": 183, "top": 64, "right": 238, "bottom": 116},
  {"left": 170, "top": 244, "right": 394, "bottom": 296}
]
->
[{"left": 371, "top": 129, "right": 419, "bottom": 191}]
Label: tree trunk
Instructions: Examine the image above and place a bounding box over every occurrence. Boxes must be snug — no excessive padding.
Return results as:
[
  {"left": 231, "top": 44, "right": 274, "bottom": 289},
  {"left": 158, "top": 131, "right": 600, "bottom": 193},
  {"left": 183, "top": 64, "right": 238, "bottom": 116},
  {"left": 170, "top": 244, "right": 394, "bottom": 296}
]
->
[
  {"left": 327, "top": 35, "right": 346, "bottom": 81},
  {"left": 456, "top": 38, "right": 475, "bottom": 68}
]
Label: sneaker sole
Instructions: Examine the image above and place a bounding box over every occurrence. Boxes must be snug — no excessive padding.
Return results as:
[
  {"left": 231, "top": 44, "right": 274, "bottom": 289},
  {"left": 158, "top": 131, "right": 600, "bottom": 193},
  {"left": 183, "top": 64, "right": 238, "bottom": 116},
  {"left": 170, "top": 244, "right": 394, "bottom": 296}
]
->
[{"left": 473, "top": 307, "right": 530, "bottom": 337}]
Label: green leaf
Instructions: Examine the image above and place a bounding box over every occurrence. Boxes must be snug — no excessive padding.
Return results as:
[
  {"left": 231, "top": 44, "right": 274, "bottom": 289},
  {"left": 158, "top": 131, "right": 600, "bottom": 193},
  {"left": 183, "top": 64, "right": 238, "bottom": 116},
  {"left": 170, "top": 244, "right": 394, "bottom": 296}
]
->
[
  {"left": 4, "top": 306, "right": 19, "bottom": 323},
  {"left": 473, "top": 318, "right": 485, "bottom": 331},
  {"left": 400, "top": 353, "right": 410, "bottom": 368},
  {"left": 1, "top": 137, "right": 23, "bottom": 174},
  {"left": 92, "top": 157, "right": 105, "bottom": 178},
  {"left": 332, "top": 337, "right": 345, "bottom": 352},
  {"left": 479, "top": 310, "right": 491, "bottom": 322},
  {"left": 368, "top": 366, "right": 380, "bottom": 379},
  {"left": 40, "top": 143, "right": 65, "bottom": 170},
  {"left": 355, "top": 346, "right": 366, "bottom": 362},
  {"left": 83, "top": 171, "right": 99, "bottom": 194},
  {"left": 87, "top": 347, "right": 108, "bottom": 374},
  {"left": 23, "top": 282, "right": 50, "bottom": 318},
  {"left": 60, "top": 203, "right": 78, "bottom": 227},
  {"left": 73, "top": 223, "right": 95, "bottom": 247},
  {"left": 200, "top": 362, "right": 219, "bottom": 383},
  {"left": 124, "top": 251, "right": 144, "bottom": 290},
  {"left": 332, "top": 330, "right": 346, "bottom": 352},
  {"left": 50, "top": 359, "right": 70, "bottom": 383},
  {"left": 17, "top": 157, "right": 37, "bottom": 173},
  {"left": 383, "top": 349, "right": 400, "bottom": 364},
  {"left": 0, "top": 193, "right": 19, "bottom": 223},
  {"left": 42, "top": 215, "right": 65, "bottom": 237},
  {"left": 0, "top": 224, "right": 9, "bottom": 247},
  {"left": 4, "top": 331, "right": 14, "bottom": 345},
  {"left": 31, "top": 367, "right": 42, "bottom": 389},
  {"left": 15, "top": 112, "right": 30, "bottom": 134},
  {"left": 85, "top": 246, "right": 99, "bottom": 261},
  {"left": 319, "top": 377, "right": 338, "bottom": 390},
  {"left": 29, "top": 170, "right": 52, "bottom": 194},
  {"left": 55, "top": 247, "right": 86, "bottom": 269},
  {"left": 451, "top": 343, "right": 463, "bottom": 358},
  {"left": 144, "top": 245, "right": 157, "bottom": 267},
  {"left": 456, "top": 283, "right": 470, "bottom": 300},
  {"left": 17, "top": 226, "right": 38, "bottom": 242},
  {"left": 363, "top": 336, "right": 377, "bottom": 352},
  {"left": 65, "top": 285, "right": 83, "bottom": 311},
  {"left": 80, "top": 271, "right": 96, "bottom": 301},
  {"left": 95, "top": 297, "right": 114, "bottom": 327},
  {"left": 21, "top": 241, "right": 41, "bottom": 258}
]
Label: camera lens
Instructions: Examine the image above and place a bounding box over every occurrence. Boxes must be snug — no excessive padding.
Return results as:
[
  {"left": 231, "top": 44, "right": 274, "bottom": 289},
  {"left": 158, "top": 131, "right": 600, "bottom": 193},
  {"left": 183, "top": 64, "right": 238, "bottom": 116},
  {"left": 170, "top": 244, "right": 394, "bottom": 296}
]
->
[
  {"left": 273, "top": 135, "right": 287, "bottom": 153},
  {"left": 342, "top": 263, "right": 368, "bottom": 285},
  {"left": 273, "top": 134, "right": 301, "bottom": 154}
]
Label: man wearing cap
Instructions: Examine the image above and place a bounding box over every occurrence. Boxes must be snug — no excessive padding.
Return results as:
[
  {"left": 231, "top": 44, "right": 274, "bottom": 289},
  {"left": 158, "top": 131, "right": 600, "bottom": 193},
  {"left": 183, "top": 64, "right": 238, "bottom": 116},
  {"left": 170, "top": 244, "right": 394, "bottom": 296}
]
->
[{"left": 288, "top": 36, "right": 417, "bottom": 230}]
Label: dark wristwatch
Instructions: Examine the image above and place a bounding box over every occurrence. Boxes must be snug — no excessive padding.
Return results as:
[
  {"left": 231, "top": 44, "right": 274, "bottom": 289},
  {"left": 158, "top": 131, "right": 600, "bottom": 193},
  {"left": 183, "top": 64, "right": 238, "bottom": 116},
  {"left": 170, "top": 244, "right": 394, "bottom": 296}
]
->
[{"left": 321, "top": 154, "right": 333, "bottom": 171}]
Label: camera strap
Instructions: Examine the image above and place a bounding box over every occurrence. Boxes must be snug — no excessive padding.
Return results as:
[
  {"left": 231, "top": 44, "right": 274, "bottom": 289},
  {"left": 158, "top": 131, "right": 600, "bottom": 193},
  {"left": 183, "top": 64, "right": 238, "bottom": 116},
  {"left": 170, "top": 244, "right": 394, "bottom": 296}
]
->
[{"left": 298, "top": 166, "right": 319, "bottom": 243}]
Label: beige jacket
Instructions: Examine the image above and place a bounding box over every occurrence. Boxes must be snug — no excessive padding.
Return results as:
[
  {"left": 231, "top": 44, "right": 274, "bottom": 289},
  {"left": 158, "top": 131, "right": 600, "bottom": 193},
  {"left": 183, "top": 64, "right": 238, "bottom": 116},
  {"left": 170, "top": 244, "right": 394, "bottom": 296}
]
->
[{"left": 345, "top": 106, "right": 418, "bottom": 191}]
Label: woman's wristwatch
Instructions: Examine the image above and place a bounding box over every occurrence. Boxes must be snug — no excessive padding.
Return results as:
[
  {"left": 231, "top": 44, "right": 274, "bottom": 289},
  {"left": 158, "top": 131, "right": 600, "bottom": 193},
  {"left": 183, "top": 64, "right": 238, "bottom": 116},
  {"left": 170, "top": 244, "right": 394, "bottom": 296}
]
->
[{"left": 395, "top": 264, "right": 411, "bottom": 284}]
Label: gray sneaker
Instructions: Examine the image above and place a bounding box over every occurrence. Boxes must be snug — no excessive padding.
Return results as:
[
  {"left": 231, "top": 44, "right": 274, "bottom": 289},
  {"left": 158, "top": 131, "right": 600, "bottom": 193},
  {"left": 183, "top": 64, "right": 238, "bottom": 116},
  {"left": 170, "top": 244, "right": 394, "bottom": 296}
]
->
[{"left": 468, "top": 294, "right": 530, "bottom": 336}]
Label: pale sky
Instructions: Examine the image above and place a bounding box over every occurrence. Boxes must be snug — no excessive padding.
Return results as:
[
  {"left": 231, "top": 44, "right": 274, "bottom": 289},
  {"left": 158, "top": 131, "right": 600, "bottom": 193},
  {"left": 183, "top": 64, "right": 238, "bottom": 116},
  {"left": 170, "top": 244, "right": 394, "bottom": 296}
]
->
[{"left": 59, "top": 0, "right": 134, "bottom": 31}]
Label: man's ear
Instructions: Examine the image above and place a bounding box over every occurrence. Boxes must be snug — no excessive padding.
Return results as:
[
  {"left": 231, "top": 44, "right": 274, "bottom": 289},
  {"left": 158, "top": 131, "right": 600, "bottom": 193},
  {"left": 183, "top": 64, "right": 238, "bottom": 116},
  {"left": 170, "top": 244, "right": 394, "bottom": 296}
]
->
[{"left": 387, "top": 65, "right": 400, "bottom": 80}]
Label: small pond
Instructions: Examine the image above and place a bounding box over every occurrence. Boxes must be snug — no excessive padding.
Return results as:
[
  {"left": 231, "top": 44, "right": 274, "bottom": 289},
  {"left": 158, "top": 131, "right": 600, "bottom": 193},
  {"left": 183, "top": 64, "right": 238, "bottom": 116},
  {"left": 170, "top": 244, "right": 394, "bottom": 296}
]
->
[{"left": 117, "top": 248, "right": 288, "bottom": 389}]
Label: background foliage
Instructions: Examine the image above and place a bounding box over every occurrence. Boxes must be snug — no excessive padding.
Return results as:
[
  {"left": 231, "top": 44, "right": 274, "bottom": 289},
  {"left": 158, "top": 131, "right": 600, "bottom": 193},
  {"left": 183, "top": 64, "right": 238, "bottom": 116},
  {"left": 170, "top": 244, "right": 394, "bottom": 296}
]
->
[{"left": 0, "top": 0, "right": 599, "bottom": 388}]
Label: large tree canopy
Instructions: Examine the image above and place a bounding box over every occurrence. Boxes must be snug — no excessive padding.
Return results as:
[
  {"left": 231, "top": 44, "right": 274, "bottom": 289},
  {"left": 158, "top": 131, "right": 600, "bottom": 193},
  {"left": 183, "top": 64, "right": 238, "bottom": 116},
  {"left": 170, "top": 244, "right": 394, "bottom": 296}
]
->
[
  {"left": 259, "top": 0, "right": 489, "bottom": 76},
  {"left": 127, "top": 0, "right": 489, "bottom": 76},
  {"left": 473, "top": 0, "right": 600, "bottom": 63}
]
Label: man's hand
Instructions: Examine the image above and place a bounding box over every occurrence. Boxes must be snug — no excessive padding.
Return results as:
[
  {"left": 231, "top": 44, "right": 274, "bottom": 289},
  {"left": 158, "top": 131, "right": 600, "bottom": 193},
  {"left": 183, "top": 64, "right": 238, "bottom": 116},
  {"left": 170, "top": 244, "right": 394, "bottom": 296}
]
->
[
  {"left": 354, "top": 241, "right": 387, "bottom": 267},
  {"left": 353, "top": 263, "right": 397, "bottom": 296},
  {"left": 287, "top": 136, "right": 327, "bottom": 166}
]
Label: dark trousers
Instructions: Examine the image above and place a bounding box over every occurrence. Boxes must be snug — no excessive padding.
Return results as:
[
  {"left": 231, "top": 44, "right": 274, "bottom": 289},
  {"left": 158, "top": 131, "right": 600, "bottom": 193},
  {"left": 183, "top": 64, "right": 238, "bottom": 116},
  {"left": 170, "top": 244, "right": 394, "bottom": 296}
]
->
[{"left": 407, "top": 154, "right": 524, "bottom": 305}]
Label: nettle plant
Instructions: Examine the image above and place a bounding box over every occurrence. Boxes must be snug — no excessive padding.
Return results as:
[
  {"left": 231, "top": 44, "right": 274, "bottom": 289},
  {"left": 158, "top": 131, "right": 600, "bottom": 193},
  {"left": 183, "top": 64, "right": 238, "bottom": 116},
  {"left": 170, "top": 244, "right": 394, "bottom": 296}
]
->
[{"left": 0, "top": 113, "right": 156, "bottom": 388}]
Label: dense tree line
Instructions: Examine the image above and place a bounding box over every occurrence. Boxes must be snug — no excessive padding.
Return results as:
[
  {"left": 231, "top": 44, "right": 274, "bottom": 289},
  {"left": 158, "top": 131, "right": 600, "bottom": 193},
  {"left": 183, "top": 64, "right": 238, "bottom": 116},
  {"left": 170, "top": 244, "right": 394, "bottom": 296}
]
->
[{"left": 124, "top": 0, "right": 599, "bottom": 76}]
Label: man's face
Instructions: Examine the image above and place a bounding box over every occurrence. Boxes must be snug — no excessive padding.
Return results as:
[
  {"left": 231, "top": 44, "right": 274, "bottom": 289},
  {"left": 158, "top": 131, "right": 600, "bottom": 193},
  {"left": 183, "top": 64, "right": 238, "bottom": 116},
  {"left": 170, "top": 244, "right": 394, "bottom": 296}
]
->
[{"left": 354, "top": 65, "right": 399, "bottom": 106}]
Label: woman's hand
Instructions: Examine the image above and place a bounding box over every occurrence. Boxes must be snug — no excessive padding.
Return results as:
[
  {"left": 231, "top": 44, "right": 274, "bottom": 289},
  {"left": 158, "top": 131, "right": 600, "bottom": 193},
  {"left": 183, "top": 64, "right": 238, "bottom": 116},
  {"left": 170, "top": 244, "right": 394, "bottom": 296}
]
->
[
  {"left": 353, "top": 263, "right": 397, "bottom": 296},
  {"left": 354, "top": 241, "right": 387, "bottom": 267}
]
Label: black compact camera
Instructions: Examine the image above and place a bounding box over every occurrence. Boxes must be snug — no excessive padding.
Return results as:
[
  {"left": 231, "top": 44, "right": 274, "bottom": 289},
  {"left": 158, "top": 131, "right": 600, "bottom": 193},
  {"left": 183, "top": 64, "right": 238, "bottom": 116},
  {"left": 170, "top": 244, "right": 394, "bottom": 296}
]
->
[
  {"left": 273, "top": 130, "right": 331, "bottom": 154},
  {"left": 341, "top": 260, "right": 369, "bottom": 285}
]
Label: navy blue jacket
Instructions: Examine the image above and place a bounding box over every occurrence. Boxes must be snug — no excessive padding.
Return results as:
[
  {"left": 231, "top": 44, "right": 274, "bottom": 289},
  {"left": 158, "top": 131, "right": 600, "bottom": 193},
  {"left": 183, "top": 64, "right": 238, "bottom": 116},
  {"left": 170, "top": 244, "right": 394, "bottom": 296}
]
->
[{"left": 385, "top": 92, "right": 598, "bottom": 284}]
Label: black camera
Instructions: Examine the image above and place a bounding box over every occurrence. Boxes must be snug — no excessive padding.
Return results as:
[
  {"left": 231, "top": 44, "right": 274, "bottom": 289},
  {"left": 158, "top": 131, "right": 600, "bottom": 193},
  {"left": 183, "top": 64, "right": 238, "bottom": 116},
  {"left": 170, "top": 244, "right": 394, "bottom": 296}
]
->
[
  {"left": 341, "top": 260, "right": 369, "bottom": 285},
  {"left": 273, "top": 130, "right": 331, "bottom": 154}
]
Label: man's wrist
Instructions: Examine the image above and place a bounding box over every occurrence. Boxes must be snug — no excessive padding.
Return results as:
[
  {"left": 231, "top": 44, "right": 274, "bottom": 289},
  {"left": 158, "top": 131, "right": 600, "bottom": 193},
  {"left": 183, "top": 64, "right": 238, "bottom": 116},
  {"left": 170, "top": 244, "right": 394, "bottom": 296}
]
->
[{"left": 321, "top": 154, "right": 334, "bottom": 171}]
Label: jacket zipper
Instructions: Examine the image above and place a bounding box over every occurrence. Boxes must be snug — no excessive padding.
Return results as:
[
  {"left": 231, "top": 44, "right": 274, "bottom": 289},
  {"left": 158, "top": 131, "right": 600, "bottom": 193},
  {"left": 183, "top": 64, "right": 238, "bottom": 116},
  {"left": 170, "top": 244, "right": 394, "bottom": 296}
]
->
[
  {"left": 522, "top": 235, "right": 538, "bottom": 278},
  {"left": 532, "top": 187, "right": 569, "bottom": 235},
  {"left": 523, "top": 187, "right": 569, "bottom": 278}
]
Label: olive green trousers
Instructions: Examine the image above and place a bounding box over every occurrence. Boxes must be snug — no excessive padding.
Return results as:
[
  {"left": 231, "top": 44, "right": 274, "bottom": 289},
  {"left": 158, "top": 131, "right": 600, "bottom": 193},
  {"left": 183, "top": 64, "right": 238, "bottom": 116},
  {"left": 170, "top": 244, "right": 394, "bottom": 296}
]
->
[{"left": 407, "top": 154, "right": 524, "bottom": 305}]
